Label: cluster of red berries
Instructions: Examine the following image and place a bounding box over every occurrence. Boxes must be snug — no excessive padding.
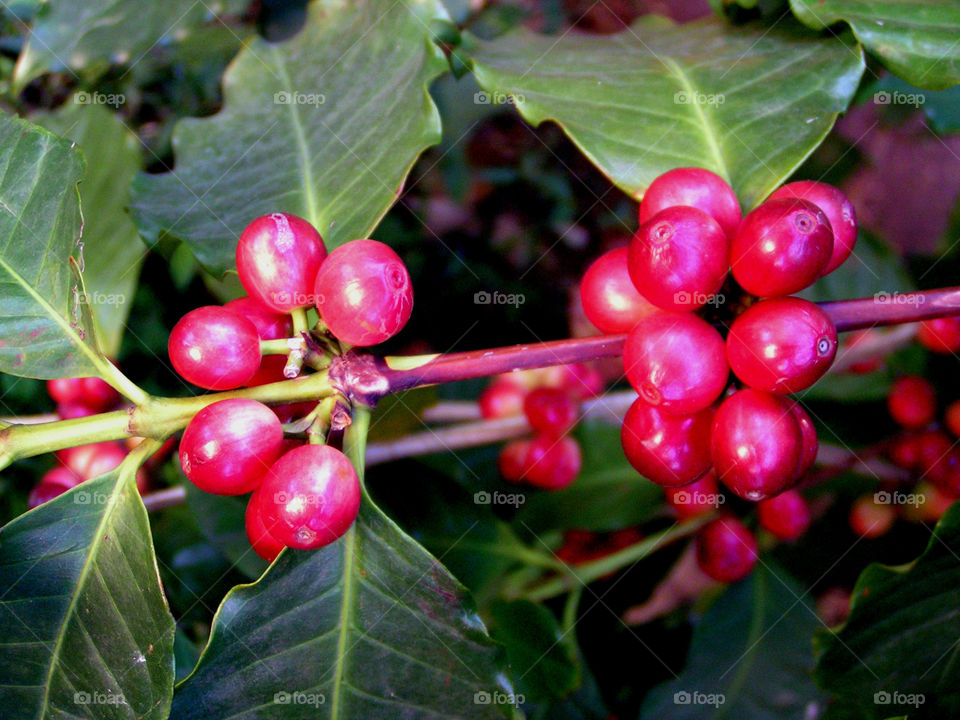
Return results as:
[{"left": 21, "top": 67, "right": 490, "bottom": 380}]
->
[
  {"left": 481, "top": 364, "right": 603, "bottom": 490},
  {"left": 168, "top": 213, "right": 414, "bottom": 561},
  {"left": 580, "top": 168, "right": 858, "bottom": 582}
]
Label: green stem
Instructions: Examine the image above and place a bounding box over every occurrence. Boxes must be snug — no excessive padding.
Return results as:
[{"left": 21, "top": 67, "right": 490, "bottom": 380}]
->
[
  {"left": 260, "top": 339, "right": 294, "bottom": 355},
  {"left": 343, "top": 405, "right": 370, "bottom": 471},
  {"left": 291, "top": 307, "right": 309, "bottom": 336},
  {"left": 94, "top": 356, "right": 148, "bottom": 406}
]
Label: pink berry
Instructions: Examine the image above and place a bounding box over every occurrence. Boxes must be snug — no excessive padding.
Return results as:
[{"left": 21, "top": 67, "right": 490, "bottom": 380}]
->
[
  {"left": 580, "top": 247, "right": 660, "bottom": 333},
  {"left": 224, "top": 296, "right": 293, "bottom": 340},
  {"left": 524, "top": 387, "right": 578, "bottom": 436},
  {"left": 168, "top": 306, "right": 261, "bottom": 390},
  {"left": 621, "top": 398, "right": 713, "bottom": 487},
  {"left": 696, "top": 515, "right": 758, "bottom": 583},
  {"left": 918, "top": 317, "right": 960, "bottom": 354},
  {"left": 245, "top": 487, "right": 286, "bottom": 562},
  {"left": 665, "top": 470, "right": 722, "bottom": 520},
  {"left": 638, "top": 167, "right": 742, "bottom": 239},
  {"left": 757, "top": 489, "right": 810, "bottom": 541},
  {"left": 499, "top": 440, "right": 532, "bottom": 483},
  {"left": 479, "top": 380, "right": 526, "bottom": 419},
  {"left": 770, "top": 180, "right": 857, "bottom": 276},
  {"left": 47, "top": 376, "right": 119, "bottom": 411},
  {"left": 887, "top": 376, "right": 936, "bottom": 429},
  {"left": 524, "top": 434, "right": 581, "bottom": 490}
]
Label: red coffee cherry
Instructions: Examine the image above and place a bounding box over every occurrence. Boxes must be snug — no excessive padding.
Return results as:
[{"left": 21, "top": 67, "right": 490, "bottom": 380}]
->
[
  {"left": 731, "top": 198, "right": 833, "bottom": 296},
  {"left": 918, "top": 317, "right": 960, "bottom": 354},
  {"left": 28, "top": 467, "right": 81, "bottom": 509},
  {"left": 47, "top": 376, "right": 119, "bottom": 412},
  {"left": 628, "top": 205, "right": 728, "bottom": 311},
  {"left": 665, "top": 470, "right": 722, "bottom": 520},
  {"left": 695, "top": 515, "right": 758, "bottom": 583},
  {"left": 540, "top": 362, "right": 605, "bottom": 400},
  {"left": 945, "top": 399, "right": 960, "bottom": 438},
  {"left": 59, "top": 441, "right": 127, "bottom": 480},
  {"left": 790, "top": 402, "right": 819, "bottom": 479},
  {"left": 524, "top": 434, "right": 581, "bottom": 490},
  {"left": 711, "top": 389, "right": 803, "bottom": 501},
  {"left": 257, "top": 445, "right": 362, "bottom": 550},
  {"left": 168, "top": 306, "right": 261, "bottom": 390},
  {"left": 757, "top": 489, "right": 810, "bottom": 541},
  {"left": 245, "top": 487, "right": 286, "bottom": 562},
  {"left": 621, "top": 398, "right": 713, "bottom": 487},
  {"left": 224, "top": 296, "right": 293, "bottom": 340},
  {"left": 179, "top": 399, "right": 284, "bottom": 495},
  {"left": 849, "top": 494, "right": 895, "bottom": 538},
  {"left": 726, "top": 297, "right": 837, "bottom": 394},
  {"left": 770, "top": 180, "right": 857, "bottom": 276},
  {"left": 887, "top": 376, "right": 936, "bottom": 429},
  {"left": 56, "top": 402, "right": 98, "bottom": 420},
  {"left": 499, "top": 440, "right": 532, "bottom": 483},
  {"left": 888, "top": 431, "right": 923, "bottom": 470},
  {"left": 524, "top": 387, "right": 577, "bottom": 437},
  {"left": 843, "top": 329, "right": 884, "bottom": 374},
  {"left": 236, "top": 212, "right": 327, "bottom": 312},
  {"left": 623, "top": 313, "right": 728, "bottom": 415},
  {"left": 479, "top": 380, "right": 526, "bottom": 419},
  {"left": 915, "top": 429, "right": 953, "bottom": 477},
  {"left": 314, "top": 239, "right": 413, "bottom": 346},
  {"left": 580, "top": 247, "right": 659, "bottom": 333},
  {"left": 638, "top": 167, "right": 741, "bottom": 239}
]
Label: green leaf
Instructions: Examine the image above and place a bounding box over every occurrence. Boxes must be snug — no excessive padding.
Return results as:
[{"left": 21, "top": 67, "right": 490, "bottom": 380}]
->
[
  {"left": 131, "top": 0, "right": 450, "bottom": 277},
  {"left": 640, "top": 563, "right": 824, "bottom": 719},
  {"left": 468, "top": 16, "right": 864, "bottom": 209},
  {"left": 12, "top": 0, "right": 245, "bottom": 91},
  {"left": 790, "top": 0, "right": 960, "bottom": 90},
  {"left": 514, "top": 419, "right": 662, "bottom": 533},
  {"left": 0, "top": 112, "right": 105, "bottom": 379},
  {"left": 814, "top": 504, "right": 960, "bottom": 716},
  {"left": 184, "top": 483, "right": 267, "bottom": 580},
  {"left": 32, "top": 103, "right": 145, "bottom": 357},
  {"left": 0, "top": 466, "right": 175, "bottom": 719}
]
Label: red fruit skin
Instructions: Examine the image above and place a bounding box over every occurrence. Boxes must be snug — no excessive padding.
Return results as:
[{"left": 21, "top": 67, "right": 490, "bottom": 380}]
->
[
  {"left": 245, "top": 487, "right": 286, "bottom": 562},
  {"left": 179, "top": 399, "right": 284, "bottom": 495},
  {"left": 272, "top": 401, "right": 318, "bottom": 424},
  {"left": 726, "top": 297, "right": 837, "bottom": 394},
  {"left": 666, "top": 470, "right": 722, "bottom": 519},
  {"left": 695, "top": 515, "right": 758, "bottom": 583},
  {"left": 580, "top": 248, "right": 659, "bottom": 333},
  {"left": 258, "top": 445, "right": 361, "bottom": 549},
  {"left": 638, "top": 167, "right": 742, "bottom": 239},
  {"left": 946, "top": 400, "right": 960, "bottom": 438},
  {"left": 844, "top": 329, "right": 883, "bottom": 374},
  {"left": 244, "top": 354, "right": 288, "bottom": 388},
  {"left": 770, "top": 181, "right": 857, "bottom": 276},
  {"left": 524, "top": 387, "right": 577, "bottom": 436},
  {"left": 479, "top": 380, "right": 526, "bottom": 419},
  {"left": 60, "top": 441, "right": 127, "bottom": 480},
  {"left": 790, "top": 403, "right": 819, "bottom": 479},
  {"left": 918, "top": 317, "right": 960, "bottom": 354},
  {"left": 524, "top": 434, "right": 581, "bottom": 490},
  {"left": 928, "top": 449, "right": 960, "bottom": 497},
  {"left": 849, "top": 495, "right": 895, "bottom": 538},
  {"left": 731, "top": 198, "right": 834, "bottom": 297},
  {"left": 711, "top": 389, "right": 803, "bottom": 501},
  {"left": 314, "top": 239, "right": 413, "bottom": 347},
  {"left": 57, "top": 402, "right": 97, "bottom": 420},
  {"left": 168, "top": 306, "right": 261, "bottom": 390},
  {"left": 623, "top": 313, "right": 728, "bottom": 415},
  {"left": 28, "top": 467, "right": 81, "bottom": 508},
  {"left": 47, "top": 376, "right": 119, "bottom": 411},
  {"left": 540, "top": 363, "right": 605, "bottom": 400},
  {"left": 499, "top": 440, "right": 532, "bottom": 483},
  {"left": 236, "top": 213, "right": 327, "bottom": 312},
  {"left": 628, "top": 206, "right": 729, "bottom": 311},
  {"left": 887, "top": 376, "right": 936, "bottom": 429},
  {"left": 758, "top": 489, "right": 810, "bottom": 541},
  {"left": 621, "top": 398, "right": 714, "bottom": 487},
  {"left": 224, "top": 296, "right": 293, "bottom": 340},
  {"left": 888, "top": 432, "right": 923, "bottom": 469}
]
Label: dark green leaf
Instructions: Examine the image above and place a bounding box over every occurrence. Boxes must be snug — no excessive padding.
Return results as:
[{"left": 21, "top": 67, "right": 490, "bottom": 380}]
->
[
  {"left": 131, "top": 0, "right": 450, "bottom": 276},
  {"left": 468, "top": 16, "right": 864, "bottom": 209},
  {"left": 0, "top": 466, "right": 175, "bottom": 719},
  {"left": 184, "top": 483, "right": 267, "bottom": 580}
]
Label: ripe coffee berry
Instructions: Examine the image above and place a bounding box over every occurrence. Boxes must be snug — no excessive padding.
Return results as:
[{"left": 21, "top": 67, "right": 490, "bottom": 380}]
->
[
  {"left": 169, "top": 306, "right": 261, "bottom": 390},
  {"left": 257, "top": 445, "right": 361, "bottom": 549},
  {"left": 499, "top": 440, "right": 532, "bottom": 483},
  {"left": 540, "top": 363, "right": 605, "bottom": 400},
  {"left": 47, "top": 376, "right": 119, "bottom": 412},
  {"left": 580, "top": 247, "right": 659, "bottom": 333},
  {"left": 917, "top": 317, "right": 960, "bottom": 354},
  {"left": 524, "top": 434, "right": 581, "bottom": 490},
  {"left": 726, "top": 297, "right": 837, "bottom": 394},
  {"left": 945, "top": 399, "right": 960, "bottom": 438},
  {"left": 236, "top": 213, "right": 327, "bottom": 312},
  {"left": 314, "top": 239, "right": 413, "bottom": 346},
  {"left": 770, "top": 180, "right": 857, "bottom": 276},
  {"left": 245, "top": 487, "right": 286, "bottom": 562},
  {"left": 60, "top": 441, "right": 127, "bottom": 480},
  {"left": 224, "top": 296, "right": 293, "bottom": 341},
  {"left": 28, "top": 467, "right": 80, "bottom": 508},
  {"left": 479, "top": 380, "right": 526, "bottom": 419},
  {"left": 638, "top": 167, "right": 741, "bottom": 239},
  {"left": 621, "top": 398, "right": 713, "bottom": 487},
  {"left": 524, "top": 387, "right": 577, "bottom": 436},
  {"left": 711, "top": 389, "right": 803, "bottom": 501},
  {"left": 731, "top": 198, "right": 833, "bottom": 297},
  {"left": 666, "top": 470, "right": 721, "bottom": 519},
  {"left": 695, "top": 515, "right": 758, "bottom": 583},
  {"left": 849, "top": 494, "right": 895, "bottom": 539},
  {"left": 757, "top": 489, "right": 810, "bottom": 541},
  {"left": 887, "top": 376, "right": 936, "bottom": 429},
  {"left": 791, "top": 403, "right": 819, "bottom": 479},
  {"left": 623, "top": 313, "right": 728, "bottom": 414},
  {"left": 628, "top": 205, "right": 728, "bottom": 311},
  {"left": 179, "top": 399, "right": 283, "bottom": 495}
]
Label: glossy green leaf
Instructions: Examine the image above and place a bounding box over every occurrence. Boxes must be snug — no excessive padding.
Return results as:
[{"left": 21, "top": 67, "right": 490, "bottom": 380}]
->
[
  {"left": 32, "top": 103, "right": 145, "bottom": 357},
  {"left": 0, "top": 112, "right": 104, "bottom": 379},
  {"left": 12, "top": 0, "right": 245, "bottom": 91},
  {"left": 131, "top": 0, "right": 450, "bottom": 277},
  {"left": 184, "top": 483, "right": 267, "bottom": 580},
  {"left": 814, "top": 504, "right": 960, "bottom": 716},
  {"left": 0, "top": 466, "right": 175, "bottom": 719},
  {"left": 640, "top": 563, "right": 824, "bottom": 719},
  {"left": 468, "top": 16, "right": 864, "bottom": 209},
  {"left": 790, "top": 0, "right": 960, "bottom": 90}
]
